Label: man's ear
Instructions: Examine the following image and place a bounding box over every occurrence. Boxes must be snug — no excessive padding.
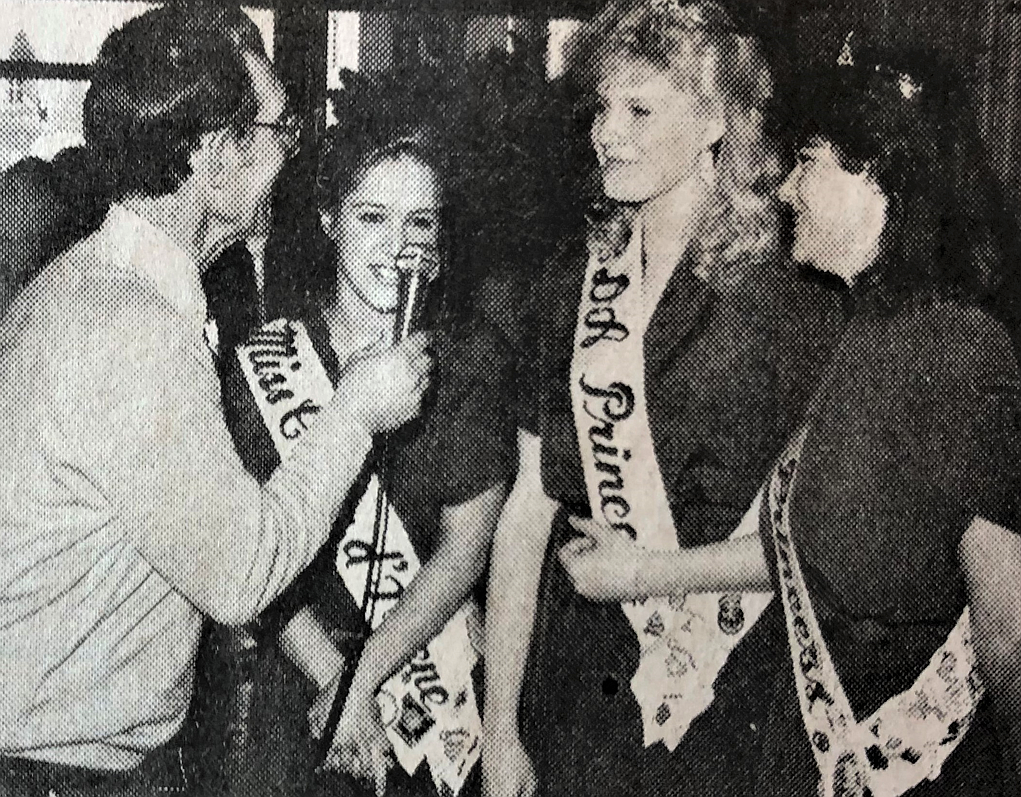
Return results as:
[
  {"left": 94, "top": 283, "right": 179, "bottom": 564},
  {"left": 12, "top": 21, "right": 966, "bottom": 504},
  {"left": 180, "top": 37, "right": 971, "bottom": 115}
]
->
[
  {"left": 191, "top": 128, "right": 238, "bottom": 193},
  {"left": 191, "top": 128, "right": 244, "bottom": 214}
]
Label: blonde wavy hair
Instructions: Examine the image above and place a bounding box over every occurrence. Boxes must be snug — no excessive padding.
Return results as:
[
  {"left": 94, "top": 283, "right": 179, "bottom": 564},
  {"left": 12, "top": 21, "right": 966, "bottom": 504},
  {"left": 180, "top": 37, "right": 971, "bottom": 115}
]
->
[{"left": 569, "top": 0, "right": 781, "bottom": 285}]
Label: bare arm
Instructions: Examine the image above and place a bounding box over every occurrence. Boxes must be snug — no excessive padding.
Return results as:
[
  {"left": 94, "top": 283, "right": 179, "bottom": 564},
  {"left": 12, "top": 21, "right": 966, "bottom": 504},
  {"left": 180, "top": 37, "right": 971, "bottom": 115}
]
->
[
  {"left": 284, "top": 483, "right": 506, "bottom": 713},
  {"left": 560, "top": 490, "right": 771, "bottom": 602},
  {"left": 960, "top": 516, "right": 1021, "bottom": 792},
  {"left": 484, "top": 430, "right": 558, "bottom": 735},
  {"left": 311, "top": 484, "right": 508, "bottom": 794},
  {"left": 638, "top": 490, "right": 770, "bottom": 596},
  {"left": 343, "top": 482, "right": 507, "bottom": 701}
]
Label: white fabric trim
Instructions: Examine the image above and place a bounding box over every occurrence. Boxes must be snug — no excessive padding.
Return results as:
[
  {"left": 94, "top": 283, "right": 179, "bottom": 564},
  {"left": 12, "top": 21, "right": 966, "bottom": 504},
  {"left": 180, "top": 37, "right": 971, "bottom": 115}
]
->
[
  {"left": 767, "top": 429, "right": 983, "bottom": 797},
  {"left": 568, "top": 220, "right": 771, "bottom": 750}
]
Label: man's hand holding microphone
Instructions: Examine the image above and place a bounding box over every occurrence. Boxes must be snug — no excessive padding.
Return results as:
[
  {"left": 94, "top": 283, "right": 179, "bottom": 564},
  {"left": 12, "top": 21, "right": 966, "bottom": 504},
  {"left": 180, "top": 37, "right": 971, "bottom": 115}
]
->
[
  {"left": 331, "top": 243, "right": 438, "bottom": 437},
  {"left": 335, "top": 330, "right": 434, "bottom": 435}
]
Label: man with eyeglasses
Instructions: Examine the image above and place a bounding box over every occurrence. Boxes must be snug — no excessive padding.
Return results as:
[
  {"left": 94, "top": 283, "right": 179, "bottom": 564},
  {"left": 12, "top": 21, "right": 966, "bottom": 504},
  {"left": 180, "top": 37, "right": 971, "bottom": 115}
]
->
[{"left": 0, "top": 5, "right": 432, "bottom": 796}]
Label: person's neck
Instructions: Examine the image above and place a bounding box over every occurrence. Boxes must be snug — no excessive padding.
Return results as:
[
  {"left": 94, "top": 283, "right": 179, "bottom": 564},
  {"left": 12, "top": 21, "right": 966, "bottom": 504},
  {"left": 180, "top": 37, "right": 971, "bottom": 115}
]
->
[
  {"left": 120, "top": 191, "right": 238, "bottom": 273},
  {"left": 324, "top": 277, "right": 393, "bottom": 359},
  {"left": 640, "top": 165, "right": 709, "bottom": 275}
]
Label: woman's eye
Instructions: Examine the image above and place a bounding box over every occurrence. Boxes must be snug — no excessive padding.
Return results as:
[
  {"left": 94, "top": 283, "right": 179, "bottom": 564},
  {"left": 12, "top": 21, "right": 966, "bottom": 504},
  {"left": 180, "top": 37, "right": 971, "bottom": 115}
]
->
[
  {"left": 629, "top": 103, "right": 652, "bottom": 118},
  {"left": 410, "top": 217, "right": 436, "bottom": 232},
  {"left": 357, "top": 211, "right": 385, "bottom": 224}
]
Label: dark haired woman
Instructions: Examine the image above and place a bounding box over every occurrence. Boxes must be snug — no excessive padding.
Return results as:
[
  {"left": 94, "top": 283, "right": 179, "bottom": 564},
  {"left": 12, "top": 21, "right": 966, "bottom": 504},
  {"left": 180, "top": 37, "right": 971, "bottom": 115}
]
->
[
  {"left": 752, "top": 54, "right": 1021, "bottom": 797},
  {"left": 482, "top": 3, "right": 842, "bottom": 797},
  {"left": 219, "top": 81, "right": 516, "bottom": 797}
]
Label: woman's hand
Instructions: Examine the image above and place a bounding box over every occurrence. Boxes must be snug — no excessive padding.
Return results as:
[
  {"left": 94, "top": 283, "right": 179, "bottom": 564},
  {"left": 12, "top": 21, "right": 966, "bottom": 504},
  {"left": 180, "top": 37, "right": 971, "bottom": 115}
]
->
[
  {"left": 319, "top": 689, "right": 394, "bottom": 797},
  {"left": 482, "top": 727, "right": 537, "bottom": 797},
  {"left": 558, "top": 517, "right": 649, "bottom": 602}
]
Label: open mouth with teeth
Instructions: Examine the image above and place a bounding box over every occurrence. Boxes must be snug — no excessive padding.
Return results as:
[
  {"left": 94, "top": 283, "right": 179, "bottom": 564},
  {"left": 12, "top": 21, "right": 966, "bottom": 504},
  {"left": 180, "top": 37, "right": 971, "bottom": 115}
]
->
[
  {"left": 601, "top": 155, "right": 636, "bottom": 169},
  {"left": 369, "top": 265, "right": 402, "bottom": 286}
]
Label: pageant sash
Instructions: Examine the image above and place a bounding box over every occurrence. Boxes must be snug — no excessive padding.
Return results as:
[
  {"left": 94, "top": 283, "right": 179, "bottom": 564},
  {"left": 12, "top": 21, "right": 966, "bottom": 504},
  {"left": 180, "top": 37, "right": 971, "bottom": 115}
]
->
[
  {"left": 568, "top": 216, "right": 772, "bottom": 750},
  {"left": 237, "top": 319, "right": 483, "bottom": 796},
  {"left": 767, "top": 429, "right": 983, "bottom": 797}
]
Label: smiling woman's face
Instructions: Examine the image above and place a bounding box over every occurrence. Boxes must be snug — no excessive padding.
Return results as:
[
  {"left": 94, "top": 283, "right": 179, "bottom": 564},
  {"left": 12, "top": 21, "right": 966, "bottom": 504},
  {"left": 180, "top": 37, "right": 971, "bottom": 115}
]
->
[
  {"left": 777, "top": 139, "right": 888, "bottom": 285},
  {"left": 324, "top": 154, "right": 441, "bottom": 313},
  {"left": 590, "top": 55, "right": 724, "bottom": 203}
]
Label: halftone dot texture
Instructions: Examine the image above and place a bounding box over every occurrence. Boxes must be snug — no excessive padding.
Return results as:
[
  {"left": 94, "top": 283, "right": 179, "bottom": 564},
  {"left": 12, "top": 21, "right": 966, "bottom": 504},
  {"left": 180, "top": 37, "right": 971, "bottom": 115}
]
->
[{"left": 0, "top": 1, "right": 1019, "bottom": 796}]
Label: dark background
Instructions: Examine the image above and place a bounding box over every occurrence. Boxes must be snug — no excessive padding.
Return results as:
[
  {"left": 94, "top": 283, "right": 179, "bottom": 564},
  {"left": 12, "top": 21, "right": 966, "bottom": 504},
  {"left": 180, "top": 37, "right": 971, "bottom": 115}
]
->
[{"left": 2, "top": 0, "right": 1019, "bottom": 304}]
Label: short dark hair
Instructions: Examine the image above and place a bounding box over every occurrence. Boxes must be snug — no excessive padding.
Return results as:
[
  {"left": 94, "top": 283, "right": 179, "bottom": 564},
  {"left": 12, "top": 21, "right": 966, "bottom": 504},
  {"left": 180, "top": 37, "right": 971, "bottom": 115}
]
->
[
  {"left": 777, "top": 50, "right": 1018, "bottom": 309},
  {"left": 83, "top": 2, "right": 266, "bottom": 200}
]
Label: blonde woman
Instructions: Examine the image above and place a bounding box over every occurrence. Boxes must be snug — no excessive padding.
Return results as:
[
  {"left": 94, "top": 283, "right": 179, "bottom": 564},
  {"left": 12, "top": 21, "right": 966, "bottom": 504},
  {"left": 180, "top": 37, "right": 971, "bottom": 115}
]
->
[{"left": 482, "top": 3, "right": 841, "bottom": 796}]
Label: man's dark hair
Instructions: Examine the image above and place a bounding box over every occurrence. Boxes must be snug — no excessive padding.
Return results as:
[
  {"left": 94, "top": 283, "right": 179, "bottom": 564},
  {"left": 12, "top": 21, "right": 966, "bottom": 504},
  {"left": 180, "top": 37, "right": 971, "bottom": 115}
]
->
[{"left": 83, "top": 2, "right": 266, "bottom": 200}]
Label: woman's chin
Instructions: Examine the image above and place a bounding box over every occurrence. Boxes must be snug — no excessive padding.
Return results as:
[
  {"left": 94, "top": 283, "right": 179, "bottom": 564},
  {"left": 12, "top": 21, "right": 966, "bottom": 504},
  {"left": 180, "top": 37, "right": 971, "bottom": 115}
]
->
[
  {"left": 367, "top": 296, "right": 399, "bottom": 315},
  {"left": 799, "top": 256, "right": 842, "bottom": 283},
  {"left": 347, "top": 281, "right": 399, "bottom": 315},
  {"left": 601, "top": 178, "right": 651, "bottom": 205}
]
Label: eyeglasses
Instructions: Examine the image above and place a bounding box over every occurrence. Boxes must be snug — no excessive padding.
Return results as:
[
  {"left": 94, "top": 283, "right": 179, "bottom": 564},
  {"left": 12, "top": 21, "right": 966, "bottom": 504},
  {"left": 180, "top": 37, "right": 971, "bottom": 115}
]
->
[{"left": 251, "top": 113, "right": 302, "bottom": 157}]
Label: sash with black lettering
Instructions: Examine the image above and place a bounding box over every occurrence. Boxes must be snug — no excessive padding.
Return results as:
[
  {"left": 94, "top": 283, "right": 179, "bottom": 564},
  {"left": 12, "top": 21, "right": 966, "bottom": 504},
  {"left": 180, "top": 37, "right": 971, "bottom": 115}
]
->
[
  {"left": 767, "top": 429, "right": 983, "bottom": 797},
  {"left": 569, "top": 212, "right": 773, "bottom": 750},
  {"left": 237, "top": 319, "right": 483, "bottom": 796}
]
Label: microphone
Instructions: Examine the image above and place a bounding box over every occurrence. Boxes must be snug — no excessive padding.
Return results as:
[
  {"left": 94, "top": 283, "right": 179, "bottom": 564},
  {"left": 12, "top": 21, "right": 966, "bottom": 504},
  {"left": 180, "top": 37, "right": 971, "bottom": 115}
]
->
[
  {"left": 393, "top": 244, "right": 437, "bottom": 343},
  {"left": 314, "top": 244, "right": 439, "bottom": 771}
]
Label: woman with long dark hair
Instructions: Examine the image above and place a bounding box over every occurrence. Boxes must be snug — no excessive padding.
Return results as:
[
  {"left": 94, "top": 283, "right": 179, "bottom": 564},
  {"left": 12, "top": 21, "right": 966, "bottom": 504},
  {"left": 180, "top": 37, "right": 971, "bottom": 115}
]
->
[
  {"left": 218, "top": 74, "right": 516, "bottom": 797},
  {"left": 752, "top": 51, "right": 1021, "bottom": 796}
]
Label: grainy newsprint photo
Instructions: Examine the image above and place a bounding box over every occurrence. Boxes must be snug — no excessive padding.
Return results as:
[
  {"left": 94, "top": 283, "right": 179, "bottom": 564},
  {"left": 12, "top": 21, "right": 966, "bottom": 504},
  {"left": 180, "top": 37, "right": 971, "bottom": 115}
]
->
[{"left": 0, "top": 1, "right": 1020, "bottom": 795}]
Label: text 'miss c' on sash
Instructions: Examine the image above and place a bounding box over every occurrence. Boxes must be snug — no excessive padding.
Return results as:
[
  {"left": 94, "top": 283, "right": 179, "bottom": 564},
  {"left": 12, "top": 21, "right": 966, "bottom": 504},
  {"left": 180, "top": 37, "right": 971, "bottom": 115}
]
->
[
  {"left": 569, "top": 214, "right": 773, "bottom": 751},
  {"left": 237, "top": 318, "right": 483, "bottom": 796}
]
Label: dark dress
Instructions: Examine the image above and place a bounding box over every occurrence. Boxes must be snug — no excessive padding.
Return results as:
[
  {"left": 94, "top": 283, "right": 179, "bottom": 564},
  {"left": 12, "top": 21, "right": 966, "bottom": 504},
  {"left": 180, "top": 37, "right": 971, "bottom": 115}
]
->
[
  {"left": 209, "top": 311, "right": 517, "bottom": 797},
  {"left": 754, "top": 296, "right": 1021, "bottom": 796},
  {"left": 517, "top": 233, "right": 843, "bottom": 797}
]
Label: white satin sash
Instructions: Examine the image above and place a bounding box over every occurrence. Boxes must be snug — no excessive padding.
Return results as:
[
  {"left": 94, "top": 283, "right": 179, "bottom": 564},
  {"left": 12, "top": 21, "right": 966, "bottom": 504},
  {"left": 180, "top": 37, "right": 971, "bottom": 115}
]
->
[
  {"left": 568, "top": 221, "right": 772, "bottom": 750},
  {"left": 767, "top": 429, "right": 983, "bottom": 797},
  {"left": 237, "top": 318, "right": 483, "bottom": 796}
]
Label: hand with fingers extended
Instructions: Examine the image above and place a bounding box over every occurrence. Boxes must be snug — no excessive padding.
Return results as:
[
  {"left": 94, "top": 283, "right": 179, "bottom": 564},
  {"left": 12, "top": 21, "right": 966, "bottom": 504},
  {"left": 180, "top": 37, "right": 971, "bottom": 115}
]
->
[
  {"left": 557, "top": 516, "right": 650, "bottom": 603},
  {"left": 481, "top": 728, "right": 537, "bottom": 797},
  {"left": 321, "top": 689, "right": 394, "bottom": 797},
  {"left": 334, "top": 330, "right": 434, "bottom": 434}
]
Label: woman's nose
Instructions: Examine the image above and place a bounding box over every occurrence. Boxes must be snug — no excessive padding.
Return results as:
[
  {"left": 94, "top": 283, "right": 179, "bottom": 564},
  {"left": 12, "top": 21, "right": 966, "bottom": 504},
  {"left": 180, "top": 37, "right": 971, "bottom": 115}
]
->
[
  {"left": 777, "top": 169, "right": 798, "bottom": 206},
  {"left": 593, "top": 107, "right": 624, "bottom": 151},
  {"left": 382, "top": 224, "right": 404, "bottom": 264}
]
